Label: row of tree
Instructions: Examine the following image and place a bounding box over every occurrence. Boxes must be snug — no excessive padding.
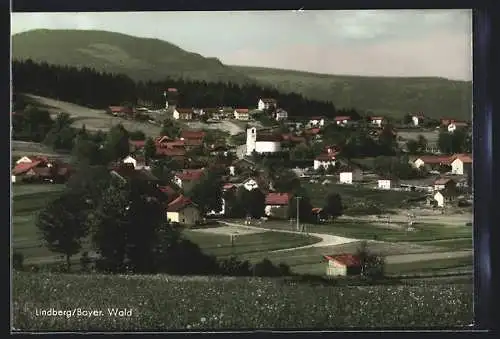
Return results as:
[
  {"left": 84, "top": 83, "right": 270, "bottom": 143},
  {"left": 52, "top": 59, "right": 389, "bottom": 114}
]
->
[{"left": 13, "top": 59, "right": 341, "bottom": 118}]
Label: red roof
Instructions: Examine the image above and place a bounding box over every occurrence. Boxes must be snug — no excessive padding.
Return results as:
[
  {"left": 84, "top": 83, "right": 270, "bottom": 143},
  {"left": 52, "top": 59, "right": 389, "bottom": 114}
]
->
[
  {"left": 156, "top": 148, "right": 186, "bottom": 157},
  {"left": 234, "top": 108, "right": 249, "bottom": 113},
  {"left": 265, "top": 193, "right": 291, "bottom": 206},
  {"left": 223, "top": 183, "right": 237, "bottom": 190},
  {"left": 416, "top": 155, "right": 453, "bottom": 165},
  {"left": 167, "top": 195, "right": 194, "bottom": 212},
  {"left": 256, "top": 134, "right": 283, "bottom": 142},
  {"left": 155, "top": 136, "right": 173, "bottom": 144},
  {"left": 130, "top": 140, "right": 146, "bottom": 149},
  {"left": 451, "top": 121, "right": 469, "bottom": 127},
  {"left": 260, "top": 98, "right": 277, "bottom": 103},
  {"left": 304, "top": 128, "right": 321, "bottom": 135},
  {"left": 167, "top": 88, "right": 178, "bottom": 92},
  {"left": 315, "top": 153, "right": 336, "bottom": 161},
  {"left": 309, "top": 116, "right": 324, "bottom": 120},
  {"left": 370, "top": 116, "right": 384, "bottom": 120},
  {"left": 175, "top": 169, "right": 205, "bottom": 182},
  {"left": 158, "top": 185, "right": 179, "bottom": 203},
  {"left": 452, "top": 153, "right": 473, "bottom": 164},
  {"left": 282, "top": 134, "right": 306, "bottom": 143},
  {"left": 324, "top": 254, "right": 361, "bottom": 267},
  {"left": 311, "top": 207, "right": 323, "bottom": 213},
  {"left": 180, "top": 130, "right": 206, "bottom": 140},
  {"left": 159, "top": 140, "right": 185, "bottom": 148},
  {"left": 434, "top": 178, "right": 453, "bottom": 185},
  {"left": 12, "top": 160, "right": 42, "bottom": 175},
  {"left": 334, "top": 116, "right": 351, "bottom": 121},
  {"left": 108, "top": 106, "right": 132, "bottom": 114}
]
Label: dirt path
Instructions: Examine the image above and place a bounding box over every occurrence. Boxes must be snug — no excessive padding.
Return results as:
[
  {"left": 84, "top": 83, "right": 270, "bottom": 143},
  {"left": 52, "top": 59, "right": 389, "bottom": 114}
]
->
[
  {"left": 220, "top": 221, "right": 359, "bottom": 252},
  {"left": 385, "top": 250, "right": 472, "bottom": 264}
]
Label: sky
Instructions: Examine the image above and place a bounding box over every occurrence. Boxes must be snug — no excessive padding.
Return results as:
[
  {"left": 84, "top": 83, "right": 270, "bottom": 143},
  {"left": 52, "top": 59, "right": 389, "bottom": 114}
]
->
[{"left": 11, "top": 10, "right": 472, "bottom": 81}]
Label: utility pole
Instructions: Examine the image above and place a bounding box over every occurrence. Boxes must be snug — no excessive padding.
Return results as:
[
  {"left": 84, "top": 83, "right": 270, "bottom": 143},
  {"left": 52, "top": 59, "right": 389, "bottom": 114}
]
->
[{"left": 295, "top": 196, "right": 302, "bottom": 232}]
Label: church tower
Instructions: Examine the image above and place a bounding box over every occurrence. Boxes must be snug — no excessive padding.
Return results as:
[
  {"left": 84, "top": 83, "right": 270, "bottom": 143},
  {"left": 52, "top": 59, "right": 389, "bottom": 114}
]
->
[{"left": 246, "top": 127, "right": 257, "bottom": 156}]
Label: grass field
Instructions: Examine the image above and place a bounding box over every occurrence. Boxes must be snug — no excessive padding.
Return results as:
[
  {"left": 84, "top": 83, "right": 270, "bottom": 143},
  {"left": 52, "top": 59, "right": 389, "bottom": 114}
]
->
[
  {"left": 12, "top": 29, "right": 471, "bottom": 121},
  {"left": 12, "top": 272, "right": 473, "bottom": 330},
  {"left": 303, "top": 182, "right": 426, "bottom": 212}
]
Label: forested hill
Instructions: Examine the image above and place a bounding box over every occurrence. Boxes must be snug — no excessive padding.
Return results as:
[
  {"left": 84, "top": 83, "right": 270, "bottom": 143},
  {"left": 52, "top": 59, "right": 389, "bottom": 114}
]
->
[
  {"left": 12, "top": 59, "right": 345, "bottom": 119},
  {"left": 12, "top": 29, "right": 472, "bottom": 120}
]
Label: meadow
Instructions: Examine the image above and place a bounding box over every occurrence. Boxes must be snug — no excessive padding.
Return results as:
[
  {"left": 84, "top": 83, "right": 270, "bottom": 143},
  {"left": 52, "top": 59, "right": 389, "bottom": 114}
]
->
[
  {"left": 12, "top": 272, "right": 473, "bottom": 331},
  {"left": 302, "top": 182, "right": 426, "bottom": 213}
]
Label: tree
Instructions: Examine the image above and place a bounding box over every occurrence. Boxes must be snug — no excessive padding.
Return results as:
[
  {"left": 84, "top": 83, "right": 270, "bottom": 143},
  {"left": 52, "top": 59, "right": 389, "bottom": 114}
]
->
[
  {"left": 323, "top": 192, "right": 343, "bottom": 222},
  {"left": 72, "top": 134, "right": 102, "bottom": 165},
  {"left": 187, "top": 170, "right": 224, "bottom": 215},
  {"left": 36, "top": 192, "right": 90, "bottom": 271},
  {"left": 273, "top": 168, "right": 301, "bottom": 192},
  {"left": 66, "top": 164, "right": 112, "bottom": 208},
  {"left": 144, "top": 137, "right": 157, "bottom": 164},
  {"left": 416, "top": 134, "right": 428, "bottom": 153},
  {"left": 406, "top": 139, "right": 419, "bottom": 154},
  {"left": 129, "top": 130, "right": 146, "bottom": 141},
  {"left": 403, "top": 114, "right": 413, "bottom": 125},
  {"left": 356, "top": 241, "right": 385, "bottom": 280},
  {"left": 161, "top": 119, "right": 180, "bottom": 138},
  {"left": 288, "top": 187, "right": 313, "bottom": 223},
  {"left": 239, "top": 188, "right": 266, "bottom": 219},
  {"left": 103, "top": 124, "right": 130, "bottom": 161}
]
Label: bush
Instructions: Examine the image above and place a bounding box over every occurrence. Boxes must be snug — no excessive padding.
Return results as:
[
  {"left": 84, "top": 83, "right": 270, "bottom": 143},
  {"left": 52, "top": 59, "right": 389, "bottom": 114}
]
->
[{"left": 13, "top": 252, "right": 24, "bottom": 271}]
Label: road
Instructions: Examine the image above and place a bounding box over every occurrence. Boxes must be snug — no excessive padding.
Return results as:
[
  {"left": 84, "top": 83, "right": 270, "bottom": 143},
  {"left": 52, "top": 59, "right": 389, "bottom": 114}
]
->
[{"left": 219, "top": 221, "right": 473, "bottom": 264}]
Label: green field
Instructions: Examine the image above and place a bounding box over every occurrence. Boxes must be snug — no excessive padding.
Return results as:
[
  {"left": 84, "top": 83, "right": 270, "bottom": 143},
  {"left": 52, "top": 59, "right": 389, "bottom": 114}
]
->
[
  {"left": 303, "top": 182, "right": 426, "bottom": 212},
  {"left": 12, "top": 272, "right": 472, "bottom": 330},
  {"left": 12, "top": 29, "right": 472, "bottom": 120}
]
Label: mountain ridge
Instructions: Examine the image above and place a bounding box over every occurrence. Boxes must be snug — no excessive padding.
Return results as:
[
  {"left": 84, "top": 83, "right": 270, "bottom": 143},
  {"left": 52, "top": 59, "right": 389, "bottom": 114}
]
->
[{"left": 11, "top": 29, "right": 472, "bottom": 120}]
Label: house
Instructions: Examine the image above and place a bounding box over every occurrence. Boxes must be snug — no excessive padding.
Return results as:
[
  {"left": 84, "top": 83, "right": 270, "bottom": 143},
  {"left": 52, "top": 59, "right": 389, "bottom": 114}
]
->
[
  {"left": 434, "top": 178, "right": 457, "bottom": 191},
  {"left": 400, "top": 178, "right": 436, "bottom": 192},
  {"left": 130, "top": 140, "right": 147, "bottom": 151},
  {"left": 166, "top": 195, "right": 201, "bottom": 225},
  {"left": 432, "top": 189, "right": 457, "bottom": 208},
  {"left": 324, "top": 254, "right": 362, "bottom": 277},
  {"left": 229, "top": 158, "right": 256, "bottom": 176},
  {"left": 334, "top": 116, "right": 351, "bottom": 126},
  {"left": 241, "top": 177, "right": 261, "bottom": 191},
  {"left": 450, "top": 154, "right": 472, "bottom": 176},
  {"left": 218, "top": 107, "right": 234, "bottom": 119},
  {"left": 122, "top": 155, "right": 149, "bottom": 170},
  {"left": 158, "top": 185, "right": 179, "bottom": 204},
  {"left": 447, "top": 121, "right": 469, "bottom": 133},
  {"left": 110, "top": 163, "right": 160, "bottom": 185},
  {"left": 107, "top": 106, "right": 134, "bottom": 118},
  {"left": 233, "top": 108, "right": 250, "bottom": 121},
  {"left": 339, "top": 169, "right": 363, "bottom": 184},
  {"left": 173, "top": 108, "right": 193, "bottom": 120},
  {"left": 311, "top": 207, "right": 328, "bottom": 222},
  {"left": 412, "top": 114, "right": 425, "bottom": 126},
  {"left": 264, "top": 192, "right": 291, "bottom": 217},
  {"left": 204, "top": 108, "right": 220, "bottom": 120},
  {"left": 258, "top": 98, "right": 277, "bottom": 111},
  {"left": 246, "top": 127, "right": 283, "bottom": 155},
  {"left": 274, "top": 108, "right": 288, "bottom": 121},
  {"left": 377, "top": 178, "right": 400, "bottom": 190},
  {"left": 369, "top": 116, "right": 384, "bottom": 128},
  {"left": 15, "top": 156, "right": 39, "bottom": 164},
  {"left": 173, "top": 169, "right": 205, "bottom": 189},
  {"left": 314, "top": 153, "right": 336, "bottom": 170},
  {"left": 11, "top": 158, "right": 71, "bottom": 183},
  {"left": 308, "top": 116, "right": 326, "bottom": 127},
  {"left": 413, "top": 155, "right": 453, "bottom": 171},
  {"left": 180, "top": 130, "right": 206, "bottom": 140}
]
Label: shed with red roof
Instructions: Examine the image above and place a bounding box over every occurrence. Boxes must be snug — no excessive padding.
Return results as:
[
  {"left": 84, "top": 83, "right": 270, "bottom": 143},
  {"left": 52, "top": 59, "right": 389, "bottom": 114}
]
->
[
  {"left": 324, "top": 254, "right": 362, "bottom": 276},
  {"left": 166, "top": 195, "right": 200, "bottom": 225}
]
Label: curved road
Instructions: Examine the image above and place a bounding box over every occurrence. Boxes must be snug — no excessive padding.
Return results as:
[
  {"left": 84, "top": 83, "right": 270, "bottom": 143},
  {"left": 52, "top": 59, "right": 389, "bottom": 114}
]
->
[{"left": 219, "top": 221, "right": 472, "bottom": 264}]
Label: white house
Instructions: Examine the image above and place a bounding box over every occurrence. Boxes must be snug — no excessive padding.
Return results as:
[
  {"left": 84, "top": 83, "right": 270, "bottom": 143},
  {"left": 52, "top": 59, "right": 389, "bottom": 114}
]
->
[
  {"left": 233, "top": 109, "right": 250, "bottom": 121},
  {"left": 434, "top": 178, "right": 456, "bottom": 192},
  {"left": 451, "top": 154, "right": 473, "bottom": 175},
  {"left": 339, "top": 169, "right": 363, "bottom": 184},
  {"left": 122, "top": 155, "right": 149, "bottom": 170},
  {"left": 334, "top": 116, "right": 351, "bottom": 126},
  {"left": 447, "top": 121, "right": 468, "bottom": 133},
  {"left": 246, "top": 127, "right": 282, "bottom": 155},
  {"left": 314, "top": 153, "right": 336, "bottom": 170},
  {"left": 257, "top": 98, "right": 277, "bottom": 111},
  {"left": 16, "top": 156, "right": 34, "bottom": 164},
  {"left": 308, "top": 116, "right": 325, "bottom": 127},
  {"left": 274, "top": 108, "right": 288, "bottom": 121},
  {"left": 172, "top": 108, "right": 193, "bottom": 120},
  {"left": 370, "top": 116, "right": 384, "bottom": 128},
  {"left": 242, "top": 178, "right": 260, "bottom": 191},
  {"left": 324, "top": 254, "right": 362, "bottom": 277},
  {"left": 377, "top": 179, "right": 400, "bottom": 190},
  {"left": 411, "top": 114, "right": 425, "bottom": 126},
  {"left": 433, "top": 191, "right": 446, "bottom": 207}
]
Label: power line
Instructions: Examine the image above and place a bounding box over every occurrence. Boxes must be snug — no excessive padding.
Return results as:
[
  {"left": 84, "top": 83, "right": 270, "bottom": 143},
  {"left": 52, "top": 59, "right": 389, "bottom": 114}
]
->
[{"left": 295, "top": 196, "right": 302, "bottom": 232}]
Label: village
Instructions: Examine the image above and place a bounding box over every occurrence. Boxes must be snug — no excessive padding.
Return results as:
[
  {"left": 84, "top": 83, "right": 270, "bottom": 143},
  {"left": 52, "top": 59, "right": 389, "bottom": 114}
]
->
[{"left": 12, "top": 87, "right": 473, "bottom": 279}]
